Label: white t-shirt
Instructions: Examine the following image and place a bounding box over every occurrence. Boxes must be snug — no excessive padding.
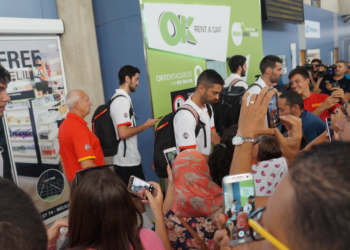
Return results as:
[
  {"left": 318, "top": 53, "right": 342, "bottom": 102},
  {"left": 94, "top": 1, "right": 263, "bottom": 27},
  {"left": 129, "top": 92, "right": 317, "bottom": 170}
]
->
[
  {"left": 224, "top": 73, "right": 248, "bottom": 89},
  {"left": 230, "top": 204, "right": 237, "bottom": 220},
  {"left": 173, "top": 95, "right": 215, "bottom": 156},
  {"left": 110, "top": 89, "right": 141, "bottom": 166},
  {"left": 246, "top": 76, "right": 267, "bottom": 105},
  {"left": 252, "top": 157, "right": 288, "bottom": 196},
  {"left": 243, "top": 203, "right": 252, "bottom": 214}
]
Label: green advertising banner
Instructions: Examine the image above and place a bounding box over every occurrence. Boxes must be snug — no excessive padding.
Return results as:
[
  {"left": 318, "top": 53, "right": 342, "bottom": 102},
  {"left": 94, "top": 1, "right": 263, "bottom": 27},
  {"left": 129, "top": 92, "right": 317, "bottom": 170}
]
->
[{"left": 140, "top": 0, "right": 264, "bottom": 118}]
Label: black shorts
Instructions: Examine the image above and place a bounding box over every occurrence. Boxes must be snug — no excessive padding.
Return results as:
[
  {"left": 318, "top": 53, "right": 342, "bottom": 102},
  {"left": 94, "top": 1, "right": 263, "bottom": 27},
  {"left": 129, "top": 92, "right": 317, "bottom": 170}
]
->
[{"left": 114, "top": 164, "right": 145, "bottom": 186}]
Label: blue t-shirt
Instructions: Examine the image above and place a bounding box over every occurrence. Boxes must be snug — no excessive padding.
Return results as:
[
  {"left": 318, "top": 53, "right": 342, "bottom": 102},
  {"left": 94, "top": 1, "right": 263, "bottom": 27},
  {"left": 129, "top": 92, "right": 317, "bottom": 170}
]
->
[
  {"left": 300, "top": 110, "right": 326, "bottom": 144},
  {"left": 279, "top": 110, "right": 326, "bottom": 144}
]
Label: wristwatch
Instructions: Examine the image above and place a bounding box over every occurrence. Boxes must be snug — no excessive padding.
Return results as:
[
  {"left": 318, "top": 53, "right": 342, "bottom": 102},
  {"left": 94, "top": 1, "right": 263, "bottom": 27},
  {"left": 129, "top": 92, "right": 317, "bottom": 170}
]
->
[{"left": 232, "top": 135, "right": 254, "bottom": 146}]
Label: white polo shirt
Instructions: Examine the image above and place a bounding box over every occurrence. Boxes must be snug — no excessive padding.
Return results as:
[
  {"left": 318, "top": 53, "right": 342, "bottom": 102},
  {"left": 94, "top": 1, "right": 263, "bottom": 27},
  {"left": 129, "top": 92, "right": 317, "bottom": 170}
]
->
[
  {"left": 224, "top": 73, "right": 248, "bottom": 89},
  {"left": 110, "top": 89, "right": 141, "bottom": 166},
  {"left": 173, "top": 95, "right": 215, "bottom": 156}
]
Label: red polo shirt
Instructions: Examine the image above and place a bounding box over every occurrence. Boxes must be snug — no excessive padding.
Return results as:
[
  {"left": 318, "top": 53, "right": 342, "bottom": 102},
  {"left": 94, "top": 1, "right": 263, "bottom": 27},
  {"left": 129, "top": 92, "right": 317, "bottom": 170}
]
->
[
  {"left": 58, "top": 113, "right": 105, "bottom": 182},
  {"left": 303, "top": 93, "right": 340, "bottom": 122}
]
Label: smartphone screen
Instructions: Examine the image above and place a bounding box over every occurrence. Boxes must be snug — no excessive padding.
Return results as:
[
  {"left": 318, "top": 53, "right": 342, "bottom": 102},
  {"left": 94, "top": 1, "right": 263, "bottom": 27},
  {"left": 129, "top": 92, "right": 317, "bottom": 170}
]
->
[
  {"left": 223, "top": 173, "right": 255, "bottom": 246},
  {"left": 267, "top": 92, "right": 280, "bottom": 128},
  {"left": 326, "top": 117, "right": 334, "bottom": 141},
  {"left": 331, "top": 81, "right": 339, "bottom": 88},
  {"left": 163, "top": 147, "right": 177, "bottom": 168},
  {"left": 128, "top": 176, "right": 155, "bottom": 199}
]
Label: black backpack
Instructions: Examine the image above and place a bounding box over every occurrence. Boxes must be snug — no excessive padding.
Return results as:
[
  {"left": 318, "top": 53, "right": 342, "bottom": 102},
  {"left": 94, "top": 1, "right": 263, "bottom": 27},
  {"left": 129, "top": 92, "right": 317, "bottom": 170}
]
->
[
  {"left": 153, "top": 104, "right": 212, "bottom": 178},
  {"left": 213, "top": 80, "right": 262, "bottom": 135},
  {"left": 92, "top": 95, "right": 133, "bottom": 157}
]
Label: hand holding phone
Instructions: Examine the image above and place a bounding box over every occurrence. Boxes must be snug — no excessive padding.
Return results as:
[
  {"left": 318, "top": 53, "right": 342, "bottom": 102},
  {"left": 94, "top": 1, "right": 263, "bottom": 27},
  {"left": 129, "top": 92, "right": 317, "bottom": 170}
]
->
[
  {"left": 267, "top": 90, "right": 280, "bottom": 128},
  {"left": 163, "top": 147, "right": 177, "bottom": 168},
  {"left": 128, "top": 176, "right": 156, "bottom": 200},
  {"left": 222, "top": 173, "right": 255, "bottom": 246},
  {"left": 326, "top": 117, "right": 334, "bottom": 141}
]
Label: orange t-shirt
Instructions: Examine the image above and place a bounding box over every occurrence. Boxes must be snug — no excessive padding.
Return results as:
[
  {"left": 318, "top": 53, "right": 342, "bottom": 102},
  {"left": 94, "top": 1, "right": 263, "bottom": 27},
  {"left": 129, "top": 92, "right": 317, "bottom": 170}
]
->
[
  {"left": 58, "top": 113, "right": 105, "bottom": 182},
  {"left": 303, "top": 93, "right": 340, "bottom": 122}
]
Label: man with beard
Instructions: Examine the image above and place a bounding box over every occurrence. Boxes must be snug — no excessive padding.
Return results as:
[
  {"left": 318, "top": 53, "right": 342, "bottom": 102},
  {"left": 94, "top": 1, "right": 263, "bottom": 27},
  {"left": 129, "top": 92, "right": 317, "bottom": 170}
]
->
[
  {"left": 224, "top": 55, "right": 248, "bottom": 88},
  {"left": 110, "top": 65, "right": 159, "bottom": 229},
  {"left": 315, "top": 60, "right": 350, "bottom": 99},
  {"left": 174, "top": 69, "right": 223, "bottom": 160},
  {"left": 246, "top": 55, "right": 283, "bottom": 105}
]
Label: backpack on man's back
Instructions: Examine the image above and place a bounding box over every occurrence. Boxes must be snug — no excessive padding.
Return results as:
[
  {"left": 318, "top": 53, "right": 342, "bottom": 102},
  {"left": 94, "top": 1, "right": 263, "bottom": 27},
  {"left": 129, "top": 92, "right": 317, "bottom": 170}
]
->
[
  {"left": 213, "top": 79, "right": 262, "bottom": 135},
  {"left": 92, "top": 95, "right": 132, "bottom": 157},
  {"left": 153, "top": 104, "right": 212, "bottom": 178}
]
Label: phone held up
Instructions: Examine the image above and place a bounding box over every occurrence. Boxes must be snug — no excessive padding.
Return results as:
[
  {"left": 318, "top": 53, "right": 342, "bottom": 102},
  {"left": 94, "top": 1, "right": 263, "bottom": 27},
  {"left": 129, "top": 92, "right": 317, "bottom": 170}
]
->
[
  {"left": 267, "top": 89, "right": 280, "bottom": 128},
  {"left": 163, "top": 147, "right": 178, "bottom": 169},
  {"left": 326, "top": 117, "right": 334, "bottom": 142},
  {"left": 127, "top": 175, "right": 156, "bottom": 200},
  {"left": 222, "top": 173, "right": 255, "bottom": 246}
]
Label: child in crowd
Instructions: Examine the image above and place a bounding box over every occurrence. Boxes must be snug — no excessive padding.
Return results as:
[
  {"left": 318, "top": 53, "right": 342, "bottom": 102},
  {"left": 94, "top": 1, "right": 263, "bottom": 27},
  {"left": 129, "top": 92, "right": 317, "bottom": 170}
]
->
[{"left": 251, "top": 135, "right": 287, "bottom": 196}]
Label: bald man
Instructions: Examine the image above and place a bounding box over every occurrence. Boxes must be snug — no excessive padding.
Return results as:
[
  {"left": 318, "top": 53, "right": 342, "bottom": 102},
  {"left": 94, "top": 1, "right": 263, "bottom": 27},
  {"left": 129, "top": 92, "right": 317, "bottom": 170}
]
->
[{"left": 58, "top": 90, "right": 105, "bottom": 183}]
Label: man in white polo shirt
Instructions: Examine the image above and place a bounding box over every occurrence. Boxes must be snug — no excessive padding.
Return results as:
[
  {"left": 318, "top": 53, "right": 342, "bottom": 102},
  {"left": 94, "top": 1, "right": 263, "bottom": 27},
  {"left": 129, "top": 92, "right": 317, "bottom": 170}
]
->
[
  {"left": 224, "top": 55, "right": 248, "bottom": 89},
  {"left": 110, "top": 65, "right": 160, "bottom": 229},
  {"left": 174, "top": 69, "right": 223, "bottom": 159},
  {"left": 247, "top": 55, "right": 283, "bottom": 104}
]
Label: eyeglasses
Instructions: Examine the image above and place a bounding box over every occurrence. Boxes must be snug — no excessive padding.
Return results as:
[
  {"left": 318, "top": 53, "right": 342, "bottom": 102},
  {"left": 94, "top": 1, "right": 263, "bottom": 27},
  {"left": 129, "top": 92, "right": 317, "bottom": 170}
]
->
[
  {"left": 75, "top": 165, "right": 118, "bottom": 185},
  {"left": 247, "top": 207, "right": 290, "bottom": 250}
]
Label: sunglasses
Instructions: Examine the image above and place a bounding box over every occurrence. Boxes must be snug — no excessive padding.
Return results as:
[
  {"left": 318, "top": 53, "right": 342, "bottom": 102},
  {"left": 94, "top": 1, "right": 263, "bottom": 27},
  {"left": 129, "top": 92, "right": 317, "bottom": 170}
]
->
[
  {"left": 247, "top": 207, "right": 290, "bottom": 250},
  {"left": 75, "top": 165, "right": 118, "bottom": 185}
]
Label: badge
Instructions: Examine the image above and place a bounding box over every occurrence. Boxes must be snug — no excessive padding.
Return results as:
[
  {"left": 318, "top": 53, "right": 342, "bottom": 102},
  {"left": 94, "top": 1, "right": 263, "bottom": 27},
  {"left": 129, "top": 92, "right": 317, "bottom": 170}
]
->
[
  {"left": 124, "top": 113, "right": 128, "bottom": 118},
  {"left": 84, "top": 144, "right": 91, "bottom": 150},
  {"left": 183, "top": 133, "right": 189, "bottom": 139}
]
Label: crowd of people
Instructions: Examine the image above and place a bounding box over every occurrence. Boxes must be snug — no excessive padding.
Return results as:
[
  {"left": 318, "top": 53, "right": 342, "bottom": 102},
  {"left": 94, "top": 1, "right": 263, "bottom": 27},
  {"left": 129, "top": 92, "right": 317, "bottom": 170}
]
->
[{"left": 0, "top": 53, "right": 350, "bottom": 250}]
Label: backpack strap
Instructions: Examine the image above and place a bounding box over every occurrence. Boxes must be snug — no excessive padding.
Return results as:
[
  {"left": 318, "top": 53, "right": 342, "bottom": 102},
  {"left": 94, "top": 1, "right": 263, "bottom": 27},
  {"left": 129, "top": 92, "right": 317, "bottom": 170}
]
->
[
  {"left": 206, "top": 104, "right": 213, "bottom": 118},
  {"left": 229, "top": 78, "right": 243, "bottom": 86},
  {"left": 177, "top": 216, "right": 209, "bottom": 250},
  {"left": 176, "top": 104, "right": 200, "bottom": 126},
  {"left": 247, "top": 83, "right": 263, "bottom": 91}
]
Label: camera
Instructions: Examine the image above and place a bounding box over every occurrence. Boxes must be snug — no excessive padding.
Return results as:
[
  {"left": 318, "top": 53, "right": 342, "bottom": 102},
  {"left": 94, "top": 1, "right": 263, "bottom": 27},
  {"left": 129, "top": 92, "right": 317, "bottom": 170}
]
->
[
  {"left": 318, "top": 64, "right": 336, "bottom": 78},
  {"left": 303, "top": 63, "right": 313, "bottom": 71}
]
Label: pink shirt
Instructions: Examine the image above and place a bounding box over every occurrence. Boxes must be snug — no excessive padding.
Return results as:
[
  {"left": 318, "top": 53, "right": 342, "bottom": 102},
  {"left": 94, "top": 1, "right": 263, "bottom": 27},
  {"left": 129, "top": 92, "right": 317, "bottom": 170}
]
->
[
  {"left": 252, "top": 157, "right": 288, "bottom": 196},
  {"left": 139, "top": 228, "right": 165, "bottom": 250},
  {"left": 48, "top": 229, "right": 165, "bottom": 250}
]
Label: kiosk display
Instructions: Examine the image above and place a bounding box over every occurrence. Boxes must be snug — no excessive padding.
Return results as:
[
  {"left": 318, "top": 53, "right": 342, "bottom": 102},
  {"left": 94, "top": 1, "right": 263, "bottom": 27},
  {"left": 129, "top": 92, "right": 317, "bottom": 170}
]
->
[{"left": 0, "top": 36, "right": 69, "bottom": 224}]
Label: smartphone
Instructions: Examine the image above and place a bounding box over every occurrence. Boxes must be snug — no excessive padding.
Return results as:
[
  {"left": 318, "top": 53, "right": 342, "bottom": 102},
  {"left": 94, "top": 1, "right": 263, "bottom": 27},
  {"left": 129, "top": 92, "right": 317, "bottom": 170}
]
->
[
  {"left": 222, "top": 173, "right": 255, "bottom": 246},
  {"left": 331, "top": 81, "right": 339, "bottom": 88},
  {"left": 127, "top": 176, "right": 156, "bottom": 199},
  {"left": 326, "top": 117, "right": 334, "bottom": 141},
  {"left": 163, "top": 147, "right": 177, "bottom": 168},
  {"left": 267, "top": 90, "right": 280, "bottom": 128}
]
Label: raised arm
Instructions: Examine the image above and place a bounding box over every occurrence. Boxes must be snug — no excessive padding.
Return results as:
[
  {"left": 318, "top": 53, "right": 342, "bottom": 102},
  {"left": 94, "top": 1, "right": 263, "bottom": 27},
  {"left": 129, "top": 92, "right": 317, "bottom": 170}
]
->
[
  {"left": 144, "top": 182, "right": 172, "bottom": 250},
  {"left": 229, "top": 87, "right": 275, "bottom": 175}
]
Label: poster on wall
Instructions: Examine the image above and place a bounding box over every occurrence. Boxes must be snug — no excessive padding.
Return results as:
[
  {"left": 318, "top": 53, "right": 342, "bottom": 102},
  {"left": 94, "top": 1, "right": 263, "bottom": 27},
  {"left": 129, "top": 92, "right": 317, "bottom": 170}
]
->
[
  {"left": 277, "top": 55, "right": 288, "bottom": 75},
  {"left": 0, "top": 36, "right": 69, "bottom": 224},
  {"left": 140, "top": 0, "right": 265, "bottom": 118}
]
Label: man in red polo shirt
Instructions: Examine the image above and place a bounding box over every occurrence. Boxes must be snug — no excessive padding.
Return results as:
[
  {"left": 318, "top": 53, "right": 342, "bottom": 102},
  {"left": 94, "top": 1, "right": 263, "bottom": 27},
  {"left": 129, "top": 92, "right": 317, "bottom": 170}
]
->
[
  {"left": 289, "top": 67, "right": 347, "bottom": 122},
  {"left": 59, "top": 90, "right": 105, "bottom": 182}
]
